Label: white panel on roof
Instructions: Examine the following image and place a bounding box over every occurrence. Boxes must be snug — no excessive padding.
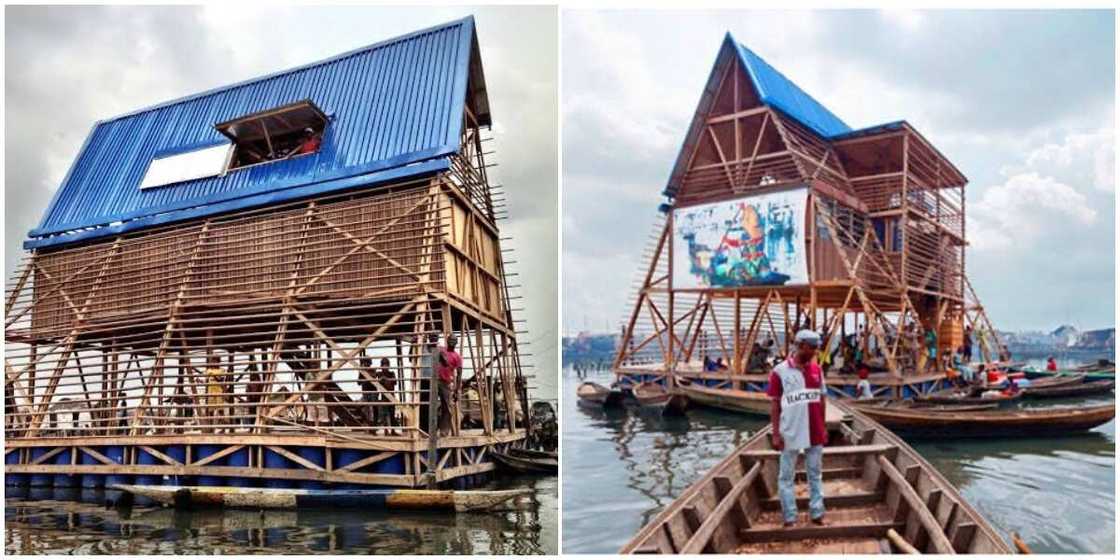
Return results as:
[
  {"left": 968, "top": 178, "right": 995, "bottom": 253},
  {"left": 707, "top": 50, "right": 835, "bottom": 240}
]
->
[{"left": 139, "top": 143, "right": 231, "bottom": 189}]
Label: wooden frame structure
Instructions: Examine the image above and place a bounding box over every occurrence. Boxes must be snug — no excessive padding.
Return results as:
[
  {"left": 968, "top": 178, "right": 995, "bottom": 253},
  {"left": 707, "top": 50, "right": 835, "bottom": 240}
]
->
[
  {"left": 5, "top": 77, "right": 533, "bottom": 490},
  {"left": 613, "top": 39, "right": 1003, "bottom": 398}
]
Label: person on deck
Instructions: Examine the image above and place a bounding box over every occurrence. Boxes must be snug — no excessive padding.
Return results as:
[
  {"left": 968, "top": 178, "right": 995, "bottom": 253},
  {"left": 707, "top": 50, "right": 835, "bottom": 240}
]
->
[
  {"left": 762, "top": 338, "right": 776, "bottom": 366},
  {"left": 204, "top": 356, "right": 230, "bottom": 432},
  {"left": 1046, "top": 356, "right": 1058, "bottom": 372},
  {"left": 924, "top": 326, "right": 938, "bottom": 373},
  {"left": 358, "top": 357, "right": 394, "bottom": 428},
  {"left": 817, "top": 336, "right": 832, "bottom": 374},
  {"left": 856, "top": 368, "right": 874, "bottom": 400},
  {"left": 703, "top": 354, "right": 718, "bottom": 372},
  {"left": 767, "top": 330, "right": 828, "bottom": 527},
  {"left": 747, "top": 343, "right": 768, "bottom": 372},
  {"left": 962, "top": 326, "right": 974, "bottom": 364},
  {"left": 954, "top": 348, "right": 974, "bottom": 385},
  {"left": 376, "top": 358, "right": 397, "bottom": 429},
  {"left": 292, "top": 127, "right": 321, "bottom": 156},
  {"left": 436, "top": 336, "right": 463, "bottom": 436}
]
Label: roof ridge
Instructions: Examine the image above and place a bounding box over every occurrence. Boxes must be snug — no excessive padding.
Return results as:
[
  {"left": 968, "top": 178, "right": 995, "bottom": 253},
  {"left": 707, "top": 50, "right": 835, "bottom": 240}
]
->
[
  {"left": 97, "top": 15, "right": 474, "bottom": 126},
  {"left": 726, "top": 34, "right": 850, "bottom": 137}
]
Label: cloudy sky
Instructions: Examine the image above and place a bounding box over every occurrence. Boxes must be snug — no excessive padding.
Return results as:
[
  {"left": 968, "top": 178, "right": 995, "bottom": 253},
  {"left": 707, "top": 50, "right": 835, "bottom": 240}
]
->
[
  {"left": 4, "top": 5, "right": 558, "bottom": 383},
  {"left": 563, "top": 9, "right": 1115, "bottom": 335}
]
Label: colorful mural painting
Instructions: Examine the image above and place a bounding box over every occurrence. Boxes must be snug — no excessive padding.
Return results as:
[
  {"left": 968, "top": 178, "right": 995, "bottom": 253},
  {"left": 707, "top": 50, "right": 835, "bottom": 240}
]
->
[{"left": 672, "top": 187, "right": 808, "bottom": 288}]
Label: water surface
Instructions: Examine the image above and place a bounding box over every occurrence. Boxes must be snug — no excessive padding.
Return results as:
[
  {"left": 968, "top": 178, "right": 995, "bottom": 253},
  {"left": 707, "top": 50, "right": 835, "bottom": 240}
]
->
[{"left": 6, "top": 475, "right": 556, "bottom": 555}]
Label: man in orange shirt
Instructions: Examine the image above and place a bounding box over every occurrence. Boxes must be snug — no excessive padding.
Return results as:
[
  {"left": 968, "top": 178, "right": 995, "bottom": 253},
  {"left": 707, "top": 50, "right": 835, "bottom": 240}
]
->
[{"left": 287, "top": 127, "right": 321, "bottom": 158}]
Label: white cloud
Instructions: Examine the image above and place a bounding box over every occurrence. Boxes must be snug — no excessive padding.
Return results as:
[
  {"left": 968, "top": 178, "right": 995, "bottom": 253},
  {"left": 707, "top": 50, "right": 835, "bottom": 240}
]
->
[
  {"left": 1021, "top": 127, "right": 1115, "bottom": 192},
  {"left": 969, "top": 172, "right": 1097, "bottom": 251}
]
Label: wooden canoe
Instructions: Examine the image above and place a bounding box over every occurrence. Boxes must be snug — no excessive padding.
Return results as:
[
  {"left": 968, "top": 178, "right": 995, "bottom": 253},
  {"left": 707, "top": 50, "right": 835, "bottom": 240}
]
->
[
  {"left": 675, "top": 379, "right": 770, "bottom": 416},
  {"left": 1023, "top": 380, "right": 1114, "bottom": 399},
  {"left": 1021, "top": 374, "right": 1086, "bottom": 389},
  {"left": 577, "top": 381, "right": 624, "bottom": 408},
  {"left": 491, "top": 450, "right": 558, "bottom": 474},
  {"left": 110, "top": 484, "right": 531, "bottom": 512},
  {"left": 1072, "top": 360, "right": 1115, "bottom": 373},
  {"left": 850, "top": 399, "right": 1000, "bottom": 413},
  {"left": 1018, "top": 367, "right": 1114, "bottom": 383},
  {"left": 915, "top": 387, "right": 1021, "bottom": 406},
  {"left": 633, "top": 382, "right": 689, "bottom": 416},
  {"left": 507, "top": 447, "right": 558, "bottom": 461},
  {"left": 620, "top": 400, "right": 1011, "bottom": 554},
  {"left": 852, "top": 403, "right": 1116, "bottom": 439}
]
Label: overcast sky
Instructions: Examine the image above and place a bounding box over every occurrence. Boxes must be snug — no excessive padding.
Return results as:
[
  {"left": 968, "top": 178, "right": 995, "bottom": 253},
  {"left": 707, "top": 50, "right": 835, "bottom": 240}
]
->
[
  {"left": 562, "top": 9, "right": 1115, "bottom": 335},
  {"left": 3, "top": 5, "right": 558, "bottom": 384}
]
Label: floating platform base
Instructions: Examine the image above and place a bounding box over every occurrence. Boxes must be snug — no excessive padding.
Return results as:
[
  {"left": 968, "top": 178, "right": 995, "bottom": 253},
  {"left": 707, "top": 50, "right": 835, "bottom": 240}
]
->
[
  {"left": 615, "top": 364, "right": 953, "bottom": 400},
  {"left": 111, "top": 484, "right": 532, "bottom": 512}
]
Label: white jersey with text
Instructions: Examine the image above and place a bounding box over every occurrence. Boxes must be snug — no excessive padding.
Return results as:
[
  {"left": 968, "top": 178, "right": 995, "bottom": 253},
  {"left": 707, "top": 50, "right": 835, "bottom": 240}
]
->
[{"left": 772, "top": 359, "right": 822, "bottom": 451}]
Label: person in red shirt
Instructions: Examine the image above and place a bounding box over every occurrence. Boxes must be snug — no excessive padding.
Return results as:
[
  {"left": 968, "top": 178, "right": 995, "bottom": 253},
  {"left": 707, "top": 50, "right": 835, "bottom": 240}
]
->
[
  {"left": 1046, "top": 356, "right": 1058, "bottom": 372},
  {"left": 436, "top": 335, "right": 463, "bottom": 435},
  {"left": 767, "top": 330, "right": 828, "bottom": 527},
  {"left": 290, "top": 127, "right": 321, "bottom": 157}
]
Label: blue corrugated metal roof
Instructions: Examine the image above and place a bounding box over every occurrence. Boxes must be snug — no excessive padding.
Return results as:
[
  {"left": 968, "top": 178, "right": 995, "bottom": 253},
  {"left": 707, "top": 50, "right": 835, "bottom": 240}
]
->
[
  {"left": 732, "top": 40, "right": 851, "bottom": 139},
  {"left": 29, "top": 16, "right": 485, "bottom": 249},
  {"left": 827, "top": 119, "right": 906, "bottom": 141}
]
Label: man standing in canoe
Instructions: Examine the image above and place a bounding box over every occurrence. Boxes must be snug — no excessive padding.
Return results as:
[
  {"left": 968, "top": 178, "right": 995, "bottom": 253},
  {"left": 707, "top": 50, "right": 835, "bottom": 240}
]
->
[{"left": 767, "top": 329, "right": 827, "bottom": 527}]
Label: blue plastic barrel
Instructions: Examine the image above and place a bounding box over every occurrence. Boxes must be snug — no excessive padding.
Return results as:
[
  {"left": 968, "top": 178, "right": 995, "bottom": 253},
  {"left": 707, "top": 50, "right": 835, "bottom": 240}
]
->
[
  {"left": 5, "top": 448, "right": 28, "bottom": 487},
  {"left": 53, "top": 447, "right": 79, "bottom": 487},
  {"left": 195, "top": 444, "right": 225, "bottom": 487},
  {"left": 135, "top": 447, "right": 160, "bottom": 486},
  {"left": 162, "top": 445, "right": 187, "bottom": 486},
  {"left": 263, "top": 447, "right": 294, "bottom": 488},
  {"left": 80, "top": 448, "right": 104, "bottom": 488},
  {"left": 297, "top": 447, "right": 326, "bottom": 489},
  {"left": 226, "top": 447, "right": 252, "bottom": 487},
  {"left": 31, "top": 448, "right": 54, "bottom": 488},
  {"left": 103, "top": 446, "right": 131, "bottom": 487},
  {"left": 335, "top": 449, "right": 367, "bottom": 490}
]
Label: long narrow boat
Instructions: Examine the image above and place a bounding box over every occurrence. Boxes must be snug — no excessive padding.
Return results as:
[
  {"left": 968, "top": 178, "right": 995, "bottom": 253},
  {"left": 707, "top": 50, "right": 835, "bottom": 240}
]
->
[
  {"left": 577, "top": 381, "right": 624, "bottom": 408},
  {"left": 852, "top": 403, "right": 1115, "bottom": 439},
  {"left": 1072, "top": 360, "right": 1115, "bottom": 373},
  {"left": 915, "top": 387, "right": 1021, "bottom": 406},
  {"left": 111, "top": 484, "right": 531, "bottom": 512},
  {"left": 620, "top": 400, "right": 1011, "bottom": 553},
  {"left": 675, "top": 378, "right": 770, "bottom": 416},
  {"left": 633, "top": 382, "right": 689, "bottom": 416},
  {"left": 1023, "top": 380, "right": 1115, "bottom": 399},
  {"left": 491, "top": 449, "right": 558, "bottom": 474},
  {"left": 507, "top": 447, "right": 558, "bottom": 461},
  {"left": 1021, "top": 374, "right": 1086, "bottom": 389},
  {"left": 850, "top": 399, "right": 999, "bottom": 413},
  {"left": 1018, "top": 367, "right": 1114, "bottom": 383}
]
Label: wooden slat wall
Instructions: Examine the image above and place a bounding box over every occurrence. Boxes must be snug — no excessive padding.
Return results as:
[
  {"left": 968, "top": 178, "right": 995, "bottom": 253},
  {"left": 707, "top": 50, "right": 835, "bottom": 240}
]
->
[{"left": 28, "top": 184, "right": 445, "bottom": 338}]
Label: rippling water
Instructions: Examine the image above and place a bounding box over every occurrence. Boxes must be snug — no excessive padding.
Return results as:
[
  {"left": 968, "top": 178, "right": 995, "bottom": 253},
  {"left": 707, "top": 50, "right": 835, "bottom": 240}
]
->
[
  {"left": 561, "top": 365, "right": 1115, "bottom": 554},
  {"left": 5, "top": 474, "right": 556, "bottom": 555}
]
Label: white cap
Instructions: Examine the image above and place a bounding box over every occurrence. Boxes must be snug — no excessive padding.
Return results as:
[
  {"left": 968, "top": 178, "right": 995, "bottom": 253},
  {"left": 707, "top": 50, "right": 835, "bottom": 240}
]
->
[{"left": 794, "top": 329, "right": 821, "bottom": 348}]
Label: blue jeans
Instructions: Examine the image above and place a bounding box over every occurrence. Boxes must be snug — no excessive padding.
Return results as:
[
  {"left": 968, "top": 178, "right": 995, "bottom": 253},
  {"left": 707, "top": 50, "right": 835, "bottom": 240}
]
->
[{"left": 778, "top": 445, "right": 825, "bottom": 523}]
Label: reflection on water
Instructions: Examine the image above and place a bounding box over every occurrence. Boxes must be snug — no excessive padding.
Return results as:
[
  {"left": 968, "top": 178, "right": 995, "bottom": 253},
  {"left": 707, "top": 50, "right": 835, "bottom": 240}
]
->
[
  {"left": 5, "top": 475, "right": 557, "bottom": 555},
  {"left": 562, "top": 368, "right": 1115, "bottom": 554}
]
